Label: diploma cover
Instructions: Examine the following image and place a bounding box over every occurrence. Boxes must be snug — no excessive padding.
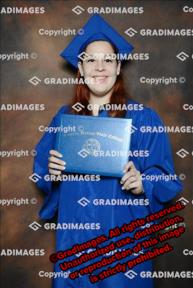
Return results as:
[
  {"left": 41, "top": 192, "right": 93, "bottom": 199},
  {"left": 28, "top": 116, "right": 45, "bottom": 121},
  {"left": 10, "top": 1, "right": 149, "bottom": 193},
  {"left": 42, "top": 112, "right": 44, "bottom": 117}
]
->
[{"left": 54, "top": 114, "right": 132, "bottom": 177}]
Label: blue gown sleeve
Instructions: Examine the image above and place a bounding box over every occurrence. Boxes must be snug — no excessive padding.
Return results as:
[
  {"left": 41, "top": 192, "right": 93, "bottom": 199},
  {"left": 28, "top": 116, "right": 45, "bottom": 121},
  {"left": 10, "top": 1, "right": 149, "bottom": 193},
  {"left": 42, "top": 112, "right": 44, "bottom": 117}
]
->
[
  {"left": 136, "top": 108, "right": 183, "bottom": 212},
  {"left": 33, "top": 106, "right": 68, "bottom": 219}
]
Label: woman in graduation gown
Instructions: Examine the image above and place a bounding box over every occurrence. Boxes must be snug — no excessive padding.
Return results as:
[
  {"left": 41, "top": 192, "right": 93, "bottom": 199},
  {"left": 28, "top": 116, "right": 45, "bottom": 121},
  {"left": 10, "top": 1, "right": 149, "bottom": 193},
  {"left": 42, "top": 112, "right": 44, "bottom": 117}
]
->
[{"left": 33, "top": 15, "right": 182, "bottom": 288}]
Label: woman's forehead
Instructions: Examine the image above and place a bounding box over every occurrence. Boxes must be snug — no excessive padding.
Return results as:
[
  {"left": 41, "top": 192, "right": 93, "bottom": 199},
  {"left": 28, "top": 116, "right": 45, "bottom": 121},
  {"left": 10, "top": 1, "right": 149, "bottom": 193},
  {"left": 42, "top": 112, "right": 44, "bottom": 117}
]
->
[{"left": 85, "top": 41, "right": 115, "bottom": 53}]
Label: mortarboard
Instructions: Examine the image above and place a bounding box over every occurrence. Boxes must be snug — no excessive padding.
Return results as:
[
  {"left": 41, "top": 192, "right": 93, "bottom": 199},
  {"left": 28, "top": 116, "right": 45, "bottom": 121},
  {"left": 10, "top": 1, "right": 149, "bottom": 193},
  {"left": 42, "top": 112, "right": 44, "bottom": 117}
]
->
[{"left": 60, "top": 14, "right": 134, "bottom": 68}]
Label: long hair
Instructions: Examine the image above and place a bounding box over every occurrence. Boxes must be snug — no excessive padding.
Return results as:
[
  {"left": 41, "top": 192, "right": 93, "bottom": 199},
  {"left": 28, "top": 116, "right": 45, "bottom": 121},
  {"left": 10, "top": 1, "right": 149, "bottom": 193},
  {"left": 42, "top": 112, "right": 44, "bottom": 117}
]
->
[{"left": 70, "top": 43, "right": 130, "bottom": 118}]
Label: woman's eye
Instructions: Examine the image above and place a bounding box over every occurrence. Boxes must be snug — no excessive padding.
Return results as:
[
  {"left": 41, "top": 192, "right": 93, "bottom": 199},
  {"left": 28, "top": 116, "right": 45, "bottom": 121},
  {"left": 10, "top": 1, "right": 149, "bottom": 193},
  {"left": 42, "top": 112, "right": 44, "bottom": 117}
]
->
[
  {"left": 86, "top": 58, "right": 95, "bottom": 63},
  {"left": 105, "top": 58, "right": 113, "bottom": 63}
]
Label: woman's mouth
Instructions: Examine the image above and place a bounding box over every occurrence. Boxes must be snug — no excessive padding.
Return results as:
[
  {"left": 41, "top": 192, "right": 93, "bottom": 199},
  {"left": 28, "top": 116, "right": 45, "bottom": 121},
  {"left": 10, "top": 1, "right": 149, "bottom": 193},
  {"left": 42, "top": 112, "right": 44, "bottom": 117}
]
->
[{"left": 93, "top": 76, "right": 108, "bottom": 84}]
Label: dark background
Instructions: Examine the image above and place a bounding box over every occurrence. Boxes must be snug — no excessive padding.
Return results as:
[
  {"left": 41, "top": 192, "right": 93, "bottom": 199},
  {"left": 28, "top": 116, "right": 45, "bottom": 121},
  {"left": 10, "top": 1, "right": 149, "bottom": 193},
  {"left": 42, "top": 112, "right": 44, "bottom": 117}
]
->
[{"left": 0, "top": 0, "right": 193, "bottom": 287}]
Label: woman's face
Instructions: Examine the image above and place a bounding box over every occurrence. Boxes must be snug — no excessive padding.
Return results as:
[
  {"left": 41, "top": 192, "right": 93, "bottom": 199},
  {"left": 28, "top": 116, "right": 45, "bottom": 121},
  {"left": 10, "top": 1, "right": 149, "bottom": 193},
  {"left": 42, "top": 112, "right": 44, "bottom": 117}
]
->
[{"left": 78, "top": 41, "right": 121, "bottom": 96}]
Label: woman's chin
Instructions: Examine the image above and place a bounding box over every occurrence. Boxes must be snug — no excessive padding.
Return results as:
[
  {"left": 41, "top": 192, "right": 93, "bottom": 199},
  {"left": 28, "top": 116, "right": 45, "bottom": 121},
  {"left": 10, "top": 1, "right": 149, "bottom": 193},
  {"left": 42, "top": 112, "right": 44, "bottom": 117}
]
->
[{"left": 91, "top": 89, "right": 112, "bottom": 97}]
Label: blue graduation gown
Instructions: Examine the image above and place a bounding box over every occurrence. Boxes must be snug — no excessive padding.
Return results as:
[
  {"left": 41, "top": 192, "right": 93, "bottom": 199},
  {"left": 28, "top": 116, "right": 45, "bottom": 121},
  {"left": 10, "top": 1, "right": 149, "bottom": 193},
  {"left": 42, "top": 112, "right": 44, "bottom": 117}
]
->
[{"left": 33, "top": 100, "right": 182, "bottom": 288}]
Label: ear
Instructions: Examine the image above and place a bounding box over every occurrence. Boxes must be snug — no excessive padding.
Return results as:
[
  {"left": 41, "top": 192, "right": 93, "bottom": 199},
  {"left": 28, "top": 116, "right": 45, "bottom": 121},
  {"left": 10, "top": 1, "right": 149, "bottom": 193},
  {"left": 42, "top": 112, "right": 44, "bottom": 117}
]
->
[
  {"left": 78, "top": 62, "right": 84, "bottom": 77},
  {"left": 116, "top": 61, "right": 121, "bottom": 75}
]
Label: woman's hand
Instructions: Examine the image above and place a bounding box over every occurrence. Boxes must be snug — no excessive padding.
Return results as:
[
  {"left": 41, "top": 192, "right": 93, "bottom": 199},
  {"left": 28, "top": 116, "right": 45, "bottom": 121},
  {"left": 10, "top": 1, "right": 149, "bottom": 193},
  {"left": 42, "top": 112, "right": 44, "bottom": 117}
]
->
[
  {"left": 120, "top": 161, "right": 144, "bottom": 195},
  {"left": 48, "top": 150, "right": 66, "bottom": 175}
]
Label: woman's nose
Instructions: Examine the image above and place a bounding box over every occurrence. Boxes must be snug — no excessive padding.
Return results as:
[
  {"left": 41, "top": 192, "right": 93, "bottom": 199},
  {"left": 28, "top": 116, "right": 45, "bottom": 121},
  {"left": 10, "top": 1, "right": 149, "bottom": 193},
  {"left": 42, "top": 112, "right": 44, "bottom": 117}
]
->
[{"left": 95, "top": 60, "right": 105, "bottom": 71}]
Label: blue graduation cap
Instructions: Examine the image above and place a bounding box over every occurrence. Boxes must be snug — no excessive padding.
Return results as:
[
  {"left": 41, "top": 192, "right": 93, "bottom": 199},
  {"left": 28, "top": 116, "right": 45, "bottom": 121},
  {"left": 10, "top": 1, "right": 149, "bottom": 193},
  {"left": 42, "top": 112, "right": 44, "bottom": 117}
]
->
[{"left": 60, "top": 14, "right": 134, "bottom": 68}]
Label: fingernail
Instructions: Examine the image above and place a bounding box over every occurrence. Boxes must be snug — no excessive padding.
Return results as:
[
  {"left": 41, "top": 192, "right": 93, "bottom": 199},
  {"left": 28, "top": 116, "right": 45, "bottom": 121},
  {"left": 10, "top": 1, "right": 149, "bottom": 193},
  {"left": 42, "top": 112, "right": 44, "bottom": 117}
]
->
[
  {"left": 120, "top": 180, "right": 123, "bottom": 184},
  {"left": 122, "top": 186, "right": 125, "bottom": 190},
  {"left": 62, "top": 161, "right": 66, "bottom": 165},
  {"left": 62, "top": 166, "right": 66, "bottom": 170}
]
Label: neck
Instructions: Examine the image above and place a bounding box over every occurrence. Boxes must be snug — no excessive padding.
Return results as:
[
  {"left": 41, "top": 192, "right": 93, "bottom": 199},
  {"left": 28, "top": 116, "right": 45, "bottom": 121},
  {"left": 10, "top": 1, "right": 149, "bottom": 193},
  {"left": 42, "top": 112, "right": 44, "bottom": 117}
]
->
[{"left": 89, "top": 92, "right": 112, "bottom": 116}]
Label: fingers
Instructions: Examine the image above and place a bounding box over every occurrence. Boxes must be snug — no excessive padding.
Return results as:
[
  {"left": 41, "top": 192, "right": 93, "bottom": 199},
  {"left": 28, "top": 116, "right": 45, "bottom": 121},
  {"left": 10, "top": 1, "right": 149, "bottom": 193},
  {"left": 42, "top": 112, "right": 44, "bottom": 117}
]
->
[
  {"left": 120, "top": 170, "right": 136, "bottom": 185},
  {"left": 123, "top": 161, "right": 136, "bottom": 173},
  {"left": 121, "top": 167, "right": 143, "bottom": 194},
  {"left": 49, "top": 156, "right": 65, "bottom": 166},
  {"left": 48, "top": 162, "right": 65, "bottom": 171},
  {"left": 122, "top": 179, "right": 139, "bottom": 191},
  {"left": 49, "top": 150, "right": 63, "bottom": 158},
  {"left": 122, "top": 171, "right": 140, "bottom": 190},
  {"left": 48, "top": 168, "right": 62, "bottom": 175},
  {"left": 48, "top": 150, "right": 66, "bottom": 175},
  {"left": 121, "top": 161, "right": 137, "bottom": 185}
]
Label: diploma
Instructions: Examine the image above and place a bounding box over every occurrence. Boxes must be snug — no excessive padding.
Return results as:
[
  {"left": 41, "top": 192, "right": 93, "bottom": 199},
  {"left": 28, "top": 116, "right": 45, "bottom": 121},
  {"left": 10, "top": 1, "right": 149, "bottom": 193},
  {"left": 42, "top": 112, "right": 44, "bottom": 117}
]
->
[{"left": 54, "top": 114, "right": 132, "bottom": 177}]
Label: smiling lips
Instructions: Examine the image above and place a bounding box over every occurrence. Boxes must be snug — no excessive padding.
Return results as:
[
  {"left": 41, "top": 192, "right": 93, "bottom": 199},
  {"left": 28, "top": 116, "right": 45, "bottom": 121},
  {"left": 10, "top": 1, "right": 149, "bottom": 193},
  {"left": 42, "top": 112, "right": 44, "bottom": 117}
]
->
[{"left": 93, "top": 76, "right": 108, "bottom": 84}]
